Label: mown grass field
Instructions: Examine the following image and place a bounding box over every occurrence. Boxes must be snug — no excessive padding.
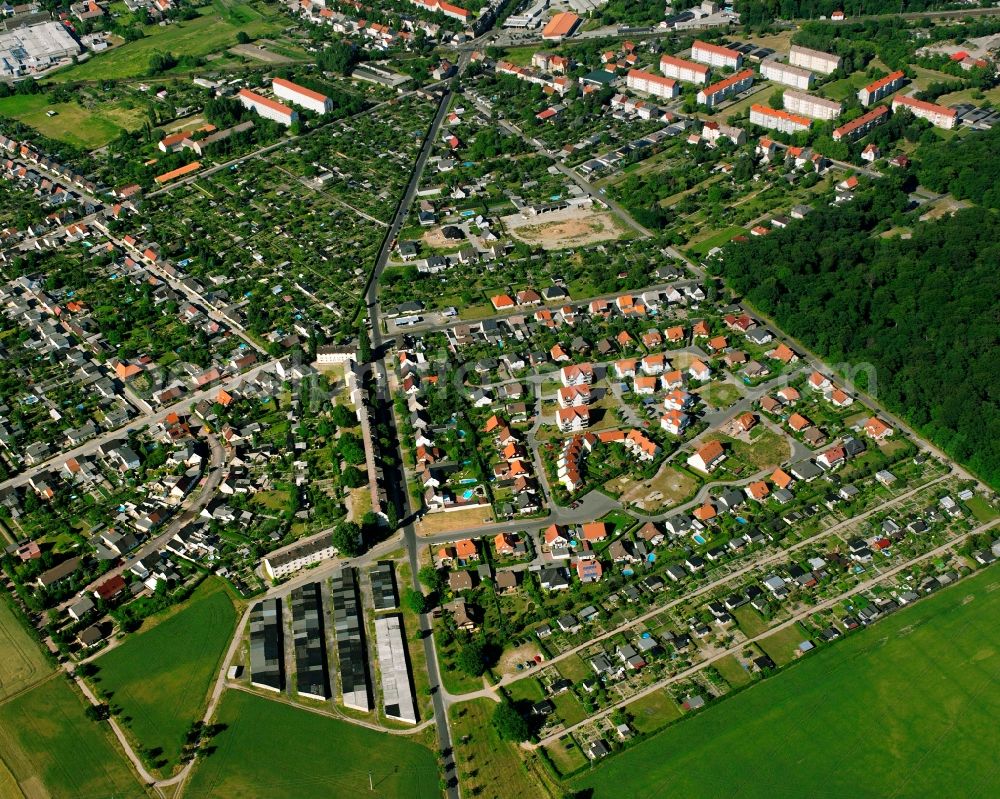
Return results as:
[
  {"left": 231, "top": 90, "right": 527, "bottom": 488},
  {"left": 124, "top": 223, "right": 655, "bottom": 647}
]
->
[
  {"left": 0, "top": 596, "right": 52, "bottom": 701},
  {"left": 186, "top": 690, "right": 439, "bottom": 798},
  {"left": 51, "top": 2, "right": 282, "bottom": 82},
  {"left": 0, "top": 676, "right": 147, "bottom": 798},
  {"left": 450, "top": 698, "right": 545, "bottom": 799},
  {"left": 0, "top": 94, "right": 146, "bottom": 148},
  {"left": 91, "top": 578, "right": 237, "bottom": 771},
  {"left": 571, "top": 565, "right": 1000, "bottom": 798}
]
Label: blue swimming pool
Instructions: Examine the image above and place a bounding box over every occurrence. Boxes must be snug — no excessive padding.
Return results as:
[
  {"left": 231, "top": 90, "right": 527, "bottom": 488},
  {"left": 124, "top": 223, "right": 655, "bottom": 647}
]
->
[
  {"left": 461, "top": 489, "right": 476, "bottom": 500},
  {"left": 692, "top": 533, "right": 707, "bottom": 545}
]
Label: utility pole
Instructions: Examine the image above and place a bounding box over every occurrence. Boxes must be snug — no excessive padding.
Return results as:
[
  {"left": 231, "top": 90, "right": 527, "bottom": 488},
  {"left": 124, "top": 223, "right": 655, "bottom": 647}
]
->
[{"left": 368, "top": 771, "right": 374, "bottom": 791}]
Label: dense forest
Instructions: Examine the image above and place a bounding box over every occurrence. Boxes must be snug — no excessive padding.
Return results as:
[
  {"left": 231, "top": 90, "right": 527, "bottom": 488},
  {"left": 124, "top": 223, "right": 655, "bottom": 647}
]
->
[
  {"left": 738, "top": 0, "right": 960, "bottom": 26},
  {"left": 916, "top": 125, "right": 1000, "bottom": 209},
  {"left": 714, "top": 178, "right": 1000, "bottom": 488}
]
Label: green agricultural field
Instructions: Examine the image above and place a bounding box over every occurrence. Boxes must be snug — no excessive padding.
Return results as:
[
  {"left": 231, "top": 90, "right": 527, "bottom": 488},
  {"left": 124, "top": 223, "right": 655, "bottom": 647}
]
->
[
  {"left": 0, "top": 94, "right": 146, "bottom": 149},
  {"left": 0, "top": 597, "right": 53, "bottom": 701},
  {"left": 90, "top": 578, "right": 237, "bottom": 772},
  {"left": 0, "top": 676, "right": 147, "bottom": 798},
  {"left": 571, "top": 565, "right": 1000, "bottom": 798},
  {"left": 51, "top": 3, "right": 282, "bottom": 82},
  {"left": 187, "top": 690, "right": 439, "bottom": 798}
]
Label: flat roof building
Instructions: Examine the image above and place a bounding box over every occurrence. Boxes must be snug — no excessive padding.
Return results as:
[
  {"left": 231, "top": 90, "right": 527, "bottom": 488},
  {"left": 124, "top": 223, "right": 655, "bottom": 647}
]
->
[
  {"left": 290, "top": 583, "right": 330, "bottom": 701},
  {"left": 371, "top": 561, "right": 399, "bottom": 611},
  {"left": 0, "top": 22, "right": 81, "bottom": 78},
  {"left": 249, "top": 598, "right": 285, "bottom": 692},
  {"left": 375, "top": 614, "right": 418, "bottom": 724},
  {"left": 330, "top": 568, "right": 373, "bottom": 712}
]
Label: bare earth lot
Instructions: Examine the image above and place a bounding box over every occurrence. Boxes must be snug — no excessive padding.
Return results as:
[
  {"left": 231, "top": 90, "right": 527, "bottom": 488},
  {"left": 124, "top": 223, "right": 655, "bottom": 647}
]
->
[{"left": 503, "top": 207, "right": 625, "bottom": 250}]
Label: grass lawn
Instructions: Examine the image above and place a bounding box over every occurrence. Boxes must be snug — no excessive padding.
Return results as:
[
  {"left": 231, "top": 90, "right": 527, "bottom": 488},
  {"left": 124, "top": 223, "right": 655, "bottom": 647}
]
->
[
  {"left": 0, "top": 597, "right": 53, "bottom": 701},
  {"left": 507, "top": 676, "right": 545, "bottom": 704},
  {"left": 0, "top": 94, "right": 146, "bottom": 149},
  {"left": 571, "top": 565, "right": 1000, "bottom": 798},
  {"left": 450, "top": 698, "right": 545, "bottom": 799},
  {"left": 545, "top": 736, "right": 589, "bottom": 775},
  {"left": 51, "top": 3, "right": 281, "bottom": 82},
  {"left": 187, "top": 689, "right": 438, "bottom": 798},
  {"left": 820, "top": 72, "right": 872, "bottom": 101},
  {"left": 757, "top": 622, "right": 809, "bottom": 667},
  {"left": 687, "top": 225, "right": 744, "bottom": 257},
  {"left": 731, "top": 605, "right": 769, "bottom": 638},
  {"left": 556, "top": 654, "right": 592, "bottom": 683},
  {"left": 625, "top": 689, "right": 682, "bottom": 734},
  {"left": 964, "top": 495, "right": 998, "bottom": 523},
  {"left": 693, "top": 381, "right": 741, "bottom": 410},
  {"left": 714, "top": 653, "right": 753, "bottom": 689},
  {"left": 0, "top": 676, "right": 147, "bottom": 798},
  {"left": 90, "top": 578, "right": 237, "bottom": 773},
  {"left": 552, "top": 690, "right": 588, "bottom": 726}
]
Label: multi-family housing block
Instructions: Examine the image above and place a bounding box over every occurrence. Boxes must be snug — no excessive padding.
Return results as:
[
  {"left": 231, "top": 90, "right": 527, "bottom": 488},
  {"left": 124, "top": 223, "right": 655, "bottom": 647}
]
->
[
  {"left": 891, "top": 94, "right": 957, "bottom": 129},
  {"left": 697, "top": 69, "right": 754, "bottom": 107},
  {"left": 760, "top": 60, "right": 815, "bottom": 90},
  {"left": 238, "top": 89, "right": 298, "bottom": 126},
  {"left": 691, "top": 40, "right": 742, "bottom": 70},
  {"left": 782, "top": 89, "right": 842, "bottom": 121},
  {"left": 788, "top": 44, "right": 842, "bottom": 75},
  {"left": 272, "top": 77, "right": 333, "bottom": 115},
  {"left": 626, "top": 69, "right": 679, "bottom": 99},
  {"left": 660, "top": 53, "right": 710, "bottom": 84},
  {"left": 750, "top": 104, "right": 812, "bottom": 134},
  {"left": 858, "top": 70, "right": 905, "bottom": 105},
  {"left": 832, "top": 105, "right": 890, "bottom": 141}
]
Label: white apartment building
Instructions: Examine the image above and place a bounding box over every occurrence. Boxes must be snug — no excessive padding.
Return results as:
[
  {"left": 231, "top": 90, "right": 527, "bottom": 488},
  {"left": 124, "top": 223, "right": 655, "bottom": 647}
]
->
[
  {"left": 691, "top": 40, "right": 742, "bottom": 70},
  {"left": 238, "top": 89, "right": 298, "bottom": 126},
  {"left": 626, "top": 68, "right": 679, "bottom": 99},
  {"left": 760, "top": 60, "right": 815, "bottom": 90},
  {"left": 788, "top": 44, "right": 842, "bottom": 75},
  {"left": 892, "top": 94, "right": 957, "bottom": 129},
  {"left": 659, "top": 53, "right": 709, "bottom": 84},
  {"left": 782, "top": 89, "right": 842, "bottom": 121},
  {"left": 272, "top": 77, "right": 334, "bottom": 114},
  {"left": 263, "top": 535, "right": 337, "bottom": 580},
  {"left": 750, "top": 104, "right": 812, "bottom": 134}
]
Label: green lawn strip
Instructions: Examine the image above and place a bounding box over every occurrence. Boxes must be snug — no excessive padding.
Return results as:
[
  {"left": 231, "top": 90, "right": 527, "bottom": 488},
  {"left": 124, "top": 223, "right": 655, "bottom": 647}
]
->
[
  {"left": 555, "top": 654, "right": 592, "bottom": 683},
  {"left": 186, "top": 689, "right": 438, "bottom": 798},
  {"left": 757, "top": 622, "right": 809, "bottom": 667},
  {"left": 544, "top": 735, "right": 589, "bottom": 775},
  {"left": 449, "top": 698, "right": 546, "bottom": 799},
  {"left": 0, "top": 595, "right": 54, "bottom": 701},
  {"left": 571, "top": 565, "right": 1000, "bottom": 798},
  {"left": 624, "top": 688, "right": 682, "bottom": 734},
  {"left": 0, "top": 677, "right": 147, "bottom": 798},
  {"left": 89, "top": 578, "right": 237, "bottom": 772},
  {"left": 731, "top": 604, "right": 769, "bottom": 638},
  {"left": 713, "top": 653, "right": 753, "bottom": 689}
]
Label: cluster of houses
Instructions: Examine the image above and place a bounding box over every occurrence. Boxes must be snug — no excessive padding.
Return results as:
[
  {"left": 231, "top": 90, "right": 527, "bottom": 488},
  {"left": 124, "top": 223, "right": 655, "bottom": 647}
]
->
[
  {"left": 557, "top": 428, "right": 662, "bottom": 493},
  {"left": 483, "top": 412, "right": 542, "bottom": 515}
]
